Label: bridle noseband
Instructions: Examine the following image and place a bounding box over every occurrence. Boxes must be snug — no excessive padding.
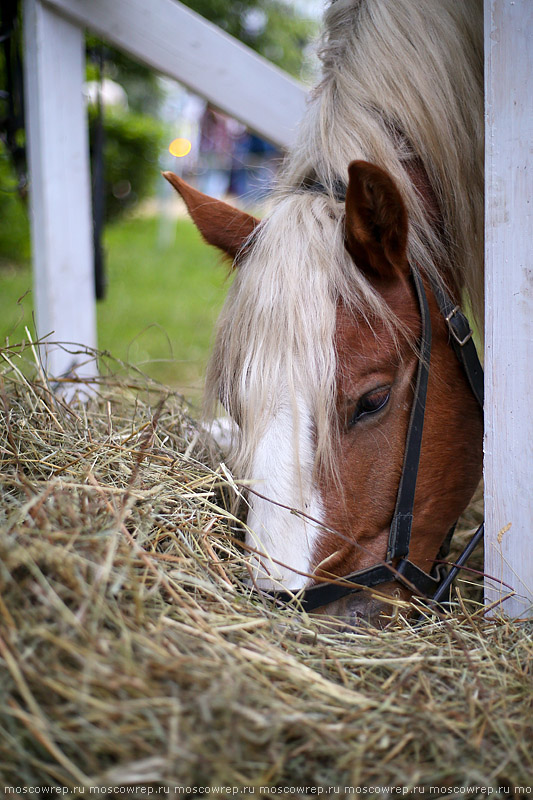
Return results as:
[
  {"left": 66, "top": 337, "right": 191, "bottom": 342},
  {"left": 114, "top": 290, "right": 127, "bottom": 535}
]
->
[{"left": 263, "top": 184, "right": 485, "bottom": 612}]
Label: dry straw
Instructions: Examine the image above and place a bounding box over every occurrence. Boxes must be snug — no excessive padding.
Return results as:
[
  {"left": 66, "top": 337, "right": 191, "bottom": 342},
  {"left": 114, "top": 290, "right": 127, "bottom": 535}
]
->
[{"left": 0, "top": 342, "right": 531, "bottom": 796}]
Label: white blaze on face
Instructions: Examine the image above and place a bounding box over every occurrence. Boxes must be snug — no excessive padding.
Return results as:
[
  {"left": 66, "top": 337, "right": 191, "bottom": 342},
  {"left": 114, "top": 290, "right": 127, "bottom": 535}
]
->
[{"left": 245, "top": 393, "right": 324, "bottom": 590}]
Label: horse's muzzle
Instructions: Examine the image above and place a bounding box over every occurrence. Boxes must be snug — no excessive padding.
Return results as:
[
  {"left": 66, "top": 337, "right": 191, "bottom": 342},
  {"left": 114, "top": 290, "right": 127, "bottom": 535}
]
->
[{"left": 312, "top": 589, "right": 401, "bottom": 628}]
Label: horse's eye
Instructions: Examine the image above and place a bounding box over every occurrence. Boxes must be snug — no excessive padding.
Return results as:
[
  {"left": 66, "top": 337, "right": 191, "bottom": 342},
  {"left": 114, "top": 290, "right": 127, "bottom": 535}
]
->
[{"left": 349, "top": 387, "right": 390, "bottom": 426}]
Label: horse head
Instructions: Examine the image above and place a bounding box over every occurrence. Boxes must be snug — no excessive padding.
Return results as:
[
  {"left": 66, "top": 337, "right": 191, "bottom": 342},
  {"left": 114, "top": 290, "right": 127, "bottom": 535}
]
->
[{"left": 164, "top": 160, "right": 483, "bottom": 625}]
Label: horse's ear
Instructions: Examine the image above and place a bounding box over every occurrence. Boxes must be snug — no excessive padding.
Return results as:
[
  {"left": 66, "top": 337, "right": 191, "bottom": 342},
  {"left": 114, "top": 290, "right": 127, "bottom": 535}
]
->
[
  {"left": 162, "top": 172, "right": 259, "bottom": 262},
  {"left": 344, "top": 160, "right": 409, "bottom": 281}
]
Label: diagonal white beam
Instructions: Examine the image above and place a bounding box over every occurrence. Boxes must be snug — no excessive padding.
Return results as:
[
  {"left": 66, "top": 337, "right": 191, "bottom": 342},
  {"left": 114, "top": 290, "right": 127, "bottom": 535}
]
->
[{"left": 42, "top": 0, "right": 308, "bottom": 148}]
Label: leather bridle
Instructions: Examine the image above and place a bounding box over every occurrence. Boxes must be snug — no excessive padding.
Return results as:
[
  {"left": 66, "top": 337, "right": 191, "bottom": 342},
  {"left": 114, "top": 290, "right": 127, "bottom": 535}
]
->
[{"left": 266, "top": 228, "right": 484, "bottom": 612}]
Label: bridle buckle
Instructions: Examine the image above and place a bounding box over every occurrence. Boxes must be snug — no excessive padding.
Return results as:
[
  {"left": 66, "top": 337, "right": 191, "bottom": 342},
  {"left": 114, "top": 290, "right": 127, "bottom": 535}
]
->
[{"left": 445, "top": 305, "right": 473, "bottom": 347}]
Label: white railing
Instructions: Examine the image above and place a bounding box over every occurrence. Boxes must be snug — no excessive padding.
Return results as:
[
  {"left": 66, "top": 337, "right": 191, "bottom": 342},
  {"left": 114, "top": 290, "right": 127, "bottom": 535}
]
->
[{"left": 22, "top": 0, "right": 533, "bottom": 617}]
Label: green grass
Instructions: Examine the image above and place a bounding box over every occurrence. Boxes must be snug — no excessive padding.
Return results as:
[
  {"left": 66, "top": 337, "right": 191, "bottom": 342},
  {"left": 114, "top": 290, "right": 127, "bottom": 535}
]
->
[
  {"left": 0, "top": 215, "right": 231, "bottom": 401},
  {"left": 98, "top": 215, "right": 231, "bottom": 397},
  {"left": 0, "top": 260, "right": 33, "bottom": 341}
]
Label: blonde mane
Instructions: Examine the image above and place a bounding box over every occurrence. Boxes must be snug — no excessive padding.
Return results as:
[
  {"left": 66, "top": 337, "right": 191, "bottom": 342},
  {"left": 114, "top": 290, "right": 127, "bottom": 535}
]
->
[{"left": 205, "top": 0, "right": 484, "bottom": 483}]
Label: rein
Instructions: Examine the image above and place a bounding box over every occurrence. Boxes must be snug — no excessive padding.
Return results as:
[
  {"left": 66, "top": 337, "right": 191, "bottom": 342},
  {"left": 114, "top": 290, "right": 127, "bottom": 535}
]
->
[{"left": 266, "top": 186, "right": 485, "bottom": 611}]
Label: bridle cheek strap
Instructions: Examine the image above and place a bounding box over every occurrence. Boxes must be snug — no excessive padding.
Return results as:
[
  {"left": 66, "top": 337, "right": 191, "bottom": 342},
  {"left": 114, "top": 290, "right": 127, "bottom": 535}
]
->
[{"left": 387, "top": 266, "right": 431, "bottom": 560}]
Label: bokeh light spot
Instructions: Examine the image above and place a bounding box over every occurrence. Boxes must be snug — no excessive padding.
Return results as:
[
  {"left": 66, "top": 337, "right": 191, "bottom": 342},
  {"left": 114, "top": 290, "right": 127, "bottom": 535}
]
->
[{"left": 169, "top": 138, "right": 192, "bottom": 158}]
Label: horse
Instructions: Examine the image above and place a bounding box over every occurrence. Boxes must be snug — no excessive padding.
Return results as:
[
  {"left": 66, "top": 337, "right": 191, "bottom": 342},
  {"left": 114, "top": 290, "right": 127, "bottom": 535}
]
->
[{"left": 164, "top": 0, "right": 484, "bottom": 624}]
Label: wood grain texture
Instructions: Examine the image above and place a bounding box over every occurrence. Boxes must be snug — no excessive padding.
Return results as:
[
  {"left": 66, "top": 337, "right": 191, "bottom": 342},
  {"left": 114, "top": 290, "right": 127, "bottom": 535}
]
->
[
  {"left": 484, "top": 0, "right": 533, "bottom": 617},
  {"left": 42, "top": 0, "right": 308, "bottom": 148},
  {"left": 23, "top": 0, "right": 97, "bottom": 379}
]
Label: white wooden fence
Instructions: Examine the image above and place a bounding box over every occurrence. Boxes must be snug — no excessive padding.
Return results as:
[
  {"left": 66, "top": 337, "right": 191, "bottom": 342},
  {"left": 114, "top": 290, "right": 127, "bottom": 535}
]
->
[
  {"left": 23, "top": 0, "right": 307, "bottom": 380},
  {"left": 22, "top": 0, "right": 532, "bottom": 618}
]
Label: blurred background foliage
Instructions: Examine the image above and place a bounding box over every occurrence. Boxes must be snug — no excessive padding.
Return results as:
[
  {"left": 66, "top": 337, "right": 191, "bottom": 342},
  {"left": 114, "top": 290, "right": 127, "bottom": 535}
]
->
[
  {"left": 87, "top": 104, "right": 165, "bottom": 224},
  {"left": 0, "top": 144, "right": 30, "bottom": 262}
]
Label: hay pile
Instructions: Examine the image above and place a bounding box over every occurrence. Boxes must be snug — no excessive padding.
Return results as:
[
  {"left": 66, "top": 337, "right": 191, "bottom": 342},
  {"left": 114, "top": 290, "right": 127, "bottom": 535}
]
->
[{"left": 0, "top": 344, "right": 531, "bottom": 796}]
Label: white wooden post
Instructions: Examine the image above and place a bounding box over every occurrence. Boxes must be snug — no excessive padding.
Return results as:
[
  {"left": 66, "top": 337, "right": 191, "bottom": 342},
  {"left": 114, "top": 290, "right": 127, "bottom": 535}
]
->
[
  {"left": 484, "top": 0, "right": 533, "bottom": 617},
  {"left": 23, "top": 0, "right": 97, "bottom": 379}
]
